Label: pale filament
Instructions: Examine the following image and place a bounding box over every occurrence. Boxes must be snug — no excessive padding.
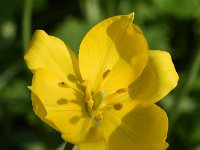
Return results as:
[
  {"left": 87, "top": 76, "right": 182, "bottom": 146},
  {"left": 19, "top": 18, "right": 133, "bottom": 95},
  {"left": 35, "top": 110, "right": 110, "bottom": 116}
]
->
[
  {"left": 82, "top": 69, "right": 129, "bottom": 125},
  {"left": 82, "top": 80, "right": 94, "bottom": 117},
  {"left": 103, "top": 88, "right": 128, "bottom": 104},
  {"left": 94, "top": 69, "right": 111, "bottom": 95}
]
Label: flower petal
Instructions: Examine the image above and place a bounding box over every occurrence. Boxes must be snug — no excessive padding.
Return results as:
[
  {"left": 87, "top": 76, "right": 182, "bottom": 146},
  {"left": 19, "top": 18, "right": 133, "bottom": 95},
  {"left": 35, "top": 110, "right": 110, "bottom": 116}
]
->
[
  {"left": 31, "top": 68, "right": 90, "bottom": 143},
  {"left": 78, "top": 141, "right": 106, "bottom": 150},
  {"left": 24, "top": 30, "right": 81, "bottom": 90},
  {"left": 129, "top": 50, "right": 179, "bottom": 103},
  {"left": 102, "top": 101, "right": 168, "bottom": 150},
  {"left": 79, "top": 13, "right": 149, "bottom": 93}
]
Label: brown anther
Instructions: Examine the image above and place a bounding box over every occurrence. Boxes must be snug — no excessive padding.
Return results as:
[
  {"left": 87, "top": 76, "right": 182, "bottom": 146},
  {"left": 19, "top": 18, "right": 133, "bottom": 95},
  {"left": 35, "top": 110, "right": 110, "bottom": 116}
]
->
[
  {"left": 114, "top": 103, "right": 123, "bottom": 110},
  {"left": 86, "top": 96, "right": 91, "bottom": 101},
  {"left": 116, "top": 88, "right": 128, "bottom": 94},
  {"left": 102, "top": 69, "right": 111, "bottom": 79},
  {"left": 97, "top": 113, "right": 103, "bottom": 122},
  {"left": 82, "top": 80, "right": 87, "bottom": 86},
  {"left": 58, "top": 82, "right": 68, "bottom": 88}
]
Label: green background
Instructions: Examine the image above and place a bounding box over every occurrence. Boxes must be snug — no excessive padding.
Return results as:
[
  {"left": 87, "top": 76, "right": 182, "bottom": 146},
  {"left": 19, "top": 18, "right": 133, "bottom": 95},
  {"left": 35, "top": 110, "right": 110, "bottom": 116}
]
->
[{"left": 0, "top": 0, "right": 200, "bottom": 149}]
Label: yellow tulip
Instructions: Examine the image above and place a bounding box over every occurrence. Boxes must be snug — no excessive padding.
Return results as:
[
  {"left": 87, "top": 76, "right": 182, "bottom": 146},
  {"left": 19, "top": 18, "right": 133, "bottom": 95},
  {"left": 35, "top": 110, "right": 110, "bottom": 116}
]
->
[{"left": 24, "top": 13, "right": 179, "bottom": 150}]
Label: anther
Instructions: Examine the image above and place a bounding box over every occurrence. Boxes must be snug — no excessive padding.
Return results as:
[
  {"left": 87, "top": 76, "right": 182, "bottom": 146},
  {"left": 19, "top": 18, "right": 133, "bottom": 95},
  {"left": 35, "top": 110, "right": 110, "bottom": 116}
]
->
[
  {"left": 94, "top": 69, "right": 111, "bottom": 94},
  {"left": 97, "top": 113, "right": 103, "bottom": 122},
  {"left": 58, "top": 82, "right": 68, "bottom": 88},
  {"left": 95, "top": 113, "right": 103, "bottom": 125},
  {"left": 82, "top": 80, "right": 87, "bottom": 86},
  {"left": 102, "top": 69, "right": 111, "bottom": 79},
  {"left": 114, "top": 103, "right": 123, "bottom": 110},
  {"left": 116, "top": 88, "right": 128, "bottom": 94},
  {"left": 82, "top": 80, "right": 93, "bottom": 109}
]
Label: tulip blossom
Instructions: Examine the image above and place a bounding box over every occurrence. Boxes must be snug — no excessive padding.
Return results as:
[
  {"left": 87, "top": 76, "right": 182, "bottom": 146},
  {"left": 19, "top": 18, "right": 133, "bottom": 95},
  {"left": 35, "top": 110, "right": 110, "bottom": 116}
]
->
[{"left": 24, "top": 13, "right": 179, "bottom": 150}]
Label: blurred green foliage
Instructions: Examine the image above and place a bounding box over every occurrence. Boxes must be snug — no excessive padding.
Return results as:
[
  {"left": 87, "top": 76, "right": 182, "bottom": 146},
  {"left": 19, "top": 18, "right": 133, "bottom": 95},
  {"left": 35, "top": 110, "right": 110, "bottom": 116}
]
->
[{"left": 0, "top": 0, "right": 200, "bottom": 150}]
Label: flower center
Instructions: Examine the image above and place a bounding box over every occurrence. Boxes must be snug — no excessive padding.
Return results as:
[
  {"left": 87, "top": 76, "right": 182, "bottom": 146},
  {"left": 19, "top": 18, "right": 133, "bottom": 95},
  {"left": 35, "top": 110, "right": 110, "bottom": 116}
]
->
[{"left": 82, "top": 69, "right": 128, "bottom": 125}]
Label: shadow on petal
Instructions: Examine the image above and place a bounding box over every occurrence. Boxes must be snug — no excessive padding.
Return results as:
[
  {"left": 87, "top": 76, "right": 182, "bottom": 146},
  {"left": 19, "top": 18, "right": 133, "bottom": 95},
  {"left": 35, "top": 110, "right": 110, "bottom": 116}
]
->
[
  {"left": 68, "top": 74, "right": 78, "bottom": 82},
  {"left": 57, "top": 98, "right": 69, "bottom": 105},
  {"left": 106, "top": 16, "right": 147, "bottom": 66},
  {"left": 70, "top": 116, "right": 80, "bottom": 124},
  {"left": 106, "top": 102, "right": 168, "bottom": 150}
]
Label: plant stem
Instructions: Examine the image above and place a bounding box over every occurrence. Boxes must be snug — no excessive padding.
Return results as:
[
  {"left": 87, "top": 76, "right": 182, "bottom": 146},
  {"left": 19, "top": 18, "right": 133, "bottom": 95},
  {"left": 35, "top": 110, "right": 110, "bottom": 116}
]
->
[
  {"left": 64, "top": 143, "right": 74, "bottom": 150},
  {"left": 22, "top": 0, "right": 33, "bottom": 51}
]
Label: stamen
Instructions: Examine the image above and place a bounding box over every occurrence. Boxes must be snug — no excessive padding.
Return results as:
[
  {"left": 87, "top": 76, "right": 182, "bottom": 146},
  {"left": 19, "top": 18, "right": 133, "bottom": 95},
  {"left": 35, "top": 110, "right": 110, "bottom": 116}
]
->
[
  {"left": 116, "top": 88, "right": 128, "bottom": 94},
  {"left": 102, "top": 69, "right": 111, "bottom": 79},
  {"left": 58, "top": 82, "right": 68, "bottom": 88},
  {"left": 99, "top": 105, "right": 113, "bottom": 112},
  {"left": 82, "top": 80, "right": 87, "bottom": 87},
  {"left": 97, "top": 113, "right": 103, "bottom": 122},
  {"left": 106, "top": 88, "right": 128, "bottom": 100},
  {"left": 82, "top": 80, "right": 91, "bottom": 101},
  {"left": 114, "top": 103, "right": 123, "bottom": 110},
  {"left": 94, "top": 69, "right": 111, "bottom": 94},
  {"left": 103, "top": 88, "right": 128, "bottom": 105},
  {"left": 95, "top": 113, "right": 103, "bottom": 125},
  {"left": 82, "top": 80, "right": 94, "bottom": 116}
]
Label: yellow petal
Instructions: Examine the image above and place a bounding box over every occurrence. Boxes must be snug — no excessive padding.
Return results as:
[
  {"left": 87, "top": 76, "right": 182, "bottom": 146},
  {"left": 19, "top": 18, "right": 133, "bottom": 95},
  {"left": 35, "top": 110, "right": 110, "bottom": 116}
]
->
[
  {"left": 129, "top": 50, "right": 179, "bottom": 103},
  {"left": 61, "top": 117, "right": 104, "bottom": 144},
  {"left": 78, "top": 141, "right": 106, "bottom": 150},
  {"left": 24, "top": 30, "right": 81, "bottom": 91},
  {"left": 31, "top": 69, "right": 104, "bottom": 144},
  {"left": 31, "top": 68, "right": 90, "bottom": 143},
  {"left": 31, "top": 92, "right": 59, "bottom": 130},
  {"left": 79, "top": 13, "right": 149, "bottom": 93},
  {"left": 102, "top": 101, "right": 168, "bottom": 150}
]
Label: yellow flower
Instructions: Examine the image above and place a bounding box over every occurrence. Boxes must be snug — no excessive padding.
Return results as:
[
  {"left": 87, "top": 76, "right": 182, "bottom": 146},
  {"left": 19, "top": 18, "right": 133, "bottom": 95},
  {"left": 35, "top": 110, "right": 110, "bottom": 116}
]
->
[{"left": 24, "top": 13, "right": 179, "bottom": 150}]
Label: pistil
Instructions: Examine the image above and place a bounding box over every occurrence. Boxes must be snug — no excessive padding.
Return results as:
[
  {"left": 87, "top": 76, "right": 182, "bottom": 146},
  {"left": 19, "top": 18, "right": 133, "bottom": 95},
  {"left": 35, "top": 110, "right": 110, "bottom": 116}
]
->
[{"left": 82, "top": 69, "right": 127, "bottom": 126}]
